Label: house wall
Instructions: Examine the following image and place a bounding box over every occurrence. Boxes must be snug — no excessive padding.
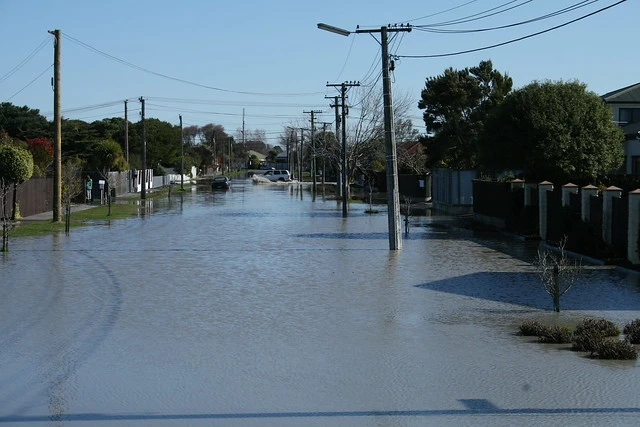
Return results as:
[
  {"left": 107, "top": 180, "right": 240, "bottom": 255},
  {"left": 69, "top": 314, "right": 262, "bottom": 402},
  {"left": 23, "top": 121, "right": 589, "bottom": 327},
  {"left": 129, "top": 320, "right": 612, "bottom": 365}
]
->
[
  {"left": 607, "top": 103, "right": 640, "bottom": 174},
  {"left": 624, "top": 138, "right": 640, "bottom": 174}
]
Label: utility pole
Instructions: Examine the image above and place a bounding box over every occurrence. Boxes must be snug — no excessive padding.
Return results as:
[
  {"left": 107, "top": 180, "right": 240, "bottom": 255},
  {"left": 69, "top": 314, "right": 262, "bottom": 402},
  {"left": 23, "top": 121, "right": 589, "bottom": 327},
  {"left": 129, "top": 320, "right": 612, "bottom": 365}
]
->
[
  {"left": 304, "top": 110, "right": 322, "bottom": 196},
  {"left": 48, "top": 29, "right": 62, "bottom": 222},
  {"left": 124, "top": 100, "right": 130, "bottom": 193},
  {"left": 327, "top": 81, "right": 359, "bottom": 217},
  {"left": 289, "top": 128, "right": 295, "bottom": 173},
  {"left": 299, "top": 128, "right": 304, "bottom": 183},
  {"left": 140, "top": 97, "right": 146, "bottom": 200},
  {"left": 242, "top": 108, "right": 246, "bottom": 146},
  {"left": 124, "top": 100, "right": 129, "bottom": 163},
  {"left": 320, "top": 122, "right": 331, "bottom": 187},
  {"left": 326, "top": 95, "right": 341, "bottom": 197},
  {"left": 179, "top": 114, "right": 184, "bottom": 190},
  {"left": 356, "top": 25, "right": 411, "bottom": 250}
]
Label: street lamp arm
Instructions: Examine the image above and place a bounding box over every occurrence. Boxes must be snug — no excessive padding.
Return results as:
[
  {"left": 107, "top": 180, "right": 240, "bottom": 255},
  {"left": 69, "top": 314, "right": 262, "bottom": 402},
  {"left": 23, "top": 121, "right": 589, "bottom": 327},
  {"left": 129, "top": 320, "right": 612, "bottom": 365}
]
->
[{"left": 317, "top": 23, "right": 351, "bottom": 37}]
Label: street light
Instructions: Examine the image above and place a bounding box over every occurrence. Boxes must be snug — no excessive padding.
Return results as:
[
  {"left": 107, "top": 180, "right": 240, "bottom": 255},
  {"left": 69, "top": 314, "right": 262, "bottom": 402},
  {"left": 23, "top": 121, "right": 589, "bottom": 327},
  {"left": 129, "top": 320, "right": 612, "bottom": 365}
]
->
[
  {"left": 317, "top": 23, "right": 351, "bottom": 37},
  {"left": 318, "top": 22, "right": 410, "bottom": 250}
]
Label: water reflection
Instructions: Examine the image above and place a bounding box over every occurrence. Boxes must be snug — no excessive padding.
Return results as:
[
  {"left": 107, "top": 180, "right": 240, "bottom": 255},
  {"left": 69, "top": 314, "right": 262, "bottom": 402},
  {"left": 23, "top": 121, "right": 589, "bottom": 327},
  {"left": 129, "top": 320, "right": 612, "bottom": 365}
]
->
[{"left": 1, "top": 180, "right": 640, "bottom": 426}]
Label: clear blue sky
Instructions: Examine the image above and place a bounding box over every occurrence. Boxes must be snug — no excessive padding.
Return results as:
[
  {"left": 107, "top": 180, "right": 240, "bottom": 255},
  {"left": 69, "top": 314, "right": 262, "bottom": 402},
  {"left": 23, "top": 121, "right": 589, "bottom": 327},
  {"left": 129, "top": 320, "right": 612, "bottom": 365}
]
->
[{"left": 1, "top": 0, "right": 636, "bottom": 146}]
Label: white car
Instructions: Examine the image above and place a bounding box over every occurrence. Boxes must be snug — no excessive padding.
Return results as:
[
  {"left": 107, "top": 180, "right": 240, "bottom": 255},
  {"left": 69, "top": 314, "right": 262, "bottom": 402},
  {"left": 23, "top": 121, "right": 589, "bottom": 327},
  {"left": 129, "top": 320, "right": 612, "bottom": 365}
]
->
[{"left": 262, "top": 169, "right": 291, "bottom": 182}]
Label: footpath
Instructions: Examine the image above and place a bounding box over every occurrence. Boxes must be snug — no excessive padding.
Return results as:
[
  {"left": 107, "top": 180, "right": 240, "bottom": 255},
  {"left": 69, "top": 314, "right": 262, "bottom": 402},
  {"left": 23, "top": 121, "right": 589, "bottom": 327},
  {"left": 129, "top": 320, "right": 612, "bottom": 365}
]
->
[{"left": 20, "top": 203, "right": 104, "bottom": 222}]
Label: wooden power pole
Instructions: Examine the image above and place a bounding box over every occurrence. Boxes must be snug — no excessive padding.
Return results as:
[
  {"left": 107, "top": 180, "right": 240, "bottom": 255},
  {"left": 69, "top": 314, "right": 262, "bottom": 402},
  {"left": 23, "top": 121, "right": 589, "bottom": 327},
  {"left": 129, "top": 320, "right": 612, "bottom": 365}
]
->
[{"left": 48, "top": 29, "right": 62, "bottom": 222}]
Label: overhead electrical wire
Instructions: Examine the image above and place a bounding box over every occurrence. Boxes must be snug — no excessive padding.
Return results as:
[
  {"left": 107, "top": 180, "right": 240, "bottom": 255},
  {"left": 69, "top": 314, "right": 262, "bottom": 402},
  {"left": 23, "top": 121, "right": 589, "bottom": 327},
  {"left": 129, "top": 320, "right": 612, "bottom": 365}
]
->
[
  {"left": 403, "top": 0, "right": 480, "bottom": 23},
  {"left": 6, "top": 64, "right": 53, "bottom": 101},
  {"left": 0, "top": 36, "right": 50, "bottom": 84},
  {"left": 415, "top": 0, "right": 533, "bottom": 28},
  {"left": 63, "top": 33, "right": 325, "bottom": 98},
  {"left": 398, "top": 0, "right": 626, "bottom": 58},
  {"left": 413, "top": 0, "right": 600, "bottom": 33}
]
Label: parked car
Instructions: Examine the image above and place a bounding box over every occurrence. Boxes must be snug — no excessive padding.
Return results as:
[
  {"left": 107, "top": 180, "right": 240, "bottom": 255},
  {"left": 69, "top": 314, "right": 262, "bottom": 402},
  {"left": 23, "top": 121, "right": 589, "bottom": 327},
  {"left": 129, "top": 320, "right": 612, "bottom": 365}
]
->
[
  {"left": 211, "top": 176, "right": 231, "bottom": 190},
  {"left": 262, "top": 169, "right": 291, "bottom": 182}
]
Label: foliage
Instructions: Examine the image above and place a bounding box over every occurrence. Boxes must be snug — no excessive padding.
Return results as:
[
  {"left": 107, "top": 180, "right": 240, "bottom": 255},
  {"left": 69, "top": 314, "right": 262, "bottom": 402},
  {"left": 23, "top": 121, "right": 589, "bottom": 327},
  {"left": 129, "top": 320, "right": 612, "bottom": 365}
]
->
[
  {"left": 519, "top": 320, "right": 547, "bottom": 336},
  {"left": 572, "top": 318, "right": 621, "bottom": 353},
  {"left": 594, "top": 339, "right": 638, "bottom": 360},
  {"left": 0, "top": 102, "right": 50, "bottom": 140},
  {"left": 478, "top": 80, "right": 624, "bottom": 182},
  {"left": 61, "top": 159, "right": 84, "bottom": 234},
  {"left": 533, "top": 236, "right": 582, "bottom": 312},
  {"left": 26, "top": 137, "right": 54, "bottom": 177},
  {"left": 89, "top": 139, "right": 128, "bottom": 172},
  {"left": 418, "top": 60, "right": 512, "bottom": 169},
  {"left": 0, "top": 144, "right": 34, "bottom": 185},
  {"left": 623, "top": 319, "right": 640, "bottom": 344},
  {"left": 537, "top": 325, "right": 573, "bottom": 344},
  {"left": 519, "top": 321, "right": 572, "bottom": 343},
  {"left": 0, "top": 143, "right": 33, "bottom": 252}
]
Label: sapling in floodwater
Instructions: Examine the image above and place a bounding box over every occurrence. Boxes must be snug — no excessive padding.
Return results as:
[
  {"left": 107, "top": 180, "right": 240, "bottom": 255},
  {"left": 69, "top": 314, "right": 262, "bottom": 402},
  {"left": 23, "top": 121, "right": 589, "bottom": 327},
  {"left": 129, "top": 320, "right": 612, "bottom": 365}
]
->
[{"left": 534, "top": 236, "right": 582, "bottom": 312}]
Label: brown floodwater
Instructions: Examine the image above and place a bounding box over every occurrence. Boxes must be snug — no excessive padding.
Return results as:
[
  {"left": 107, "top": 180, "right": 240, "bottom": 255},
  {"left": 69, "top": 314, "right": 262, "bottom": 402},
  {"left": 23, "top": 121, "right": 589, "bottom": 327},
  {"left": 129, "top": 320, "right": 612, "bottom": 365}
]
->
[{"left": 2, "top": 179, "right": 640, "bottom": 426}]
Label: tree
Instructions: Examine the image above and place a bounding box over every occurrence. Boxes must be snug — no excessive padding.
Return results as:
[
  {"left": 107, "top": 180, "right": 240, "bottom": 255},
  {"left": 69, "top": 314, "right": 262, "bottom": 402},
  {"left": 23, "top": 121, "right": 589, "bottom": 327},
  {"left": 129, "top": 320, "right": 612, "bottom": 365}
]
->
[
  {"left": 534, "top": 236, "right": 582, "bottom": 312},
  {"left": 478, "top": 80, "right": 624, "bottom": 182},
  {"left": 26, "top": 137, "right": 54, "bottom": 177},
  {"left": 0, "top": 102, "right": 50, "bottom": 140},
  {"left": 0, "top": 142, "right": 34, "bottom": 252},
  {"left": 418, "top": 60, "right": 512, "bottom": 169},
  {"left": 89, "top": 139, "right": 128, "bottom": 172},
  {"left": 61, "top": 159, "right": 84, "bottom": 234}
]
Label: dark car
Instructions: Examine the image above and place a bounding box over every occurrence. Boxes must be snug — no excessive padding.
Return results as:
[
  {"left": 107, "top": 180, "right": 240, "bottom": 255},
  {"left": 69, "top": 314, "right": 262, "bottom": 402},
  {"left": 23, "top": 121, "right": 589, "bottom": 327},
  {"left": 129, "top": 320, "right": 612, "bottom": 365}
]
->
[{"left": 211, "top": 176, "right": 231, "bottom": 190}]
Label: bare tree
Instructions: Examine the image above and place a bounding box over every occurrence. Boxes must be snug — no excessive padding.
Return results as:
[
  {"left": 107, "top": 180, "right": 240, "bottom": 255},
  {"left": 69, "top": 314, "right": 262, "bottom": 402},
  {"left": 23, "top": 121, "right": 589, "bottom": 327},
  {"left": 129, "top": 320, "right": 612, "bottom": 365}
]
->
[
  {"left": 346, "top": 88, "right": 418, "bottom": 188},
  {"left": 534, "top": 236, "right": 582, "bottom": 312}
]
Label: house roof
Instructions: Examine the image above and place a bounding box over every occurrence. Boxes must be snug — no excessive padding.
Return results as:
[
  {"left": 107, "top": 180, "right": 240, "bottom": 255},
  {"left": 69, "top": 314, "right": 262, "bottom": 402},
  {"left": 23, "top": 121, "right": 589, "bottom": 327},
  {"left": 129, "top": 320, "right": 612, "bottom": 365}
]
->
[{"left": 601, "top": 82, "right": 640, "bottom": 103}]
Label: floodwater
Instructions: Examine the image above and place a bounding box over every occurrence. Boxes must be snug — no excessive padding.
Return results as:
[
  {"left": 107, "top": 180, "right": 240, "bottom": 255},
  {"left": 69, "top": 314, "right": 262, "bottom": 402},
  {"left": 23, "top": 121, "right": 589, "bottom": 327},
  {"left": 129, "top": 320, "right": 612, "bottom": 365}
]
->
[{"left": 1, "top": 179, "right": 640, "bottom": 426}]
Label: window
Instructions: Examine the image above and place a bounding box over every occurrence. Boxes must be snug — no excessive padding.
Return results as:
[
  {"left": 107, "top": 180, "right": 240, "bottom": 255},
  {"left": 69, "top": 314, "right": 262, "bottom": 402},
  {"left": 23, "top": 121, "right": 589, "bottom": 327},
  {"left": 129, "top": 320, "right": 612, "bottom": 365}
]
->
[
  {"left": 619, "top": 108, "right": 640, "bottom": 125},
  {"left": 632, "top": 156, "right": 640, "bottom": 175}
]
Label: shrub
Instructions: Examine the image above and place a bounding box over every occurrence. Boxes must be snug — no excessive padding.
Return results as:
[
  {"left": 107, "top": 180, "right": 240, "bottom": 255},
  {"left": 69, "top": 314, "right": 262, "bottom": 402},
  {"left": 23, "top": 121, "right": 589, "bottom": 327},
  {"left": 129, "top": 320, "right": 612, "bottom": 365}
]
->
[
  {"left": 538, "top": 325, "right": 573, "bottom": 344},
  {"left": 519, "top": 320, "right": 546, "bottom": 336},
  {"left": 623, "top": 319, "right": 640, "bottom": 344},
  {"left": 572, "top": 329, "right": 606, "bottom": 353},
  {"left": 572, "top": 318, "right": 621, "bottom": 353},
  {"left": 574, "top": 318, "right": 620, "bottom": 337},
  {"left": 593, "top": 339, "right": 638, "bottom": 360}
]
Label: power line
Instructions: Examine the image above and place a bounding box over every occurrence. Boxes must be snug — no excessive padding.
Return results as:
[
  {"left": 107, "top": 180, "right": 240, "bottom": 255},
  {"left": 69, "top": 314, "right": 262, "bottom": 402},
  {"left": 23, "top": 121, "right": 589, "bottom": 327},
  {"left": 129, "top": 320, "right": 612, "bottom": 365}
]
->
[
  {"left": 415, "top": 0, "right": 533, "bottom": 28},
  {"left": 0, "top": 36, "right": 50, "bottom": 83},
  {"left": 63, "top": 32, "right": 325, "bottom": 98},
  {"left": 5, "top": 64, "right": 53, "bottom": 101},
  {"left": 403, "top": 0, "right": 480, "bottom": 23},
  {"left": 398, "top": 0, "right": 626, "bottom": 58},
  {"left": 414, "top": 0, "right": 599, "bottom": 33}
]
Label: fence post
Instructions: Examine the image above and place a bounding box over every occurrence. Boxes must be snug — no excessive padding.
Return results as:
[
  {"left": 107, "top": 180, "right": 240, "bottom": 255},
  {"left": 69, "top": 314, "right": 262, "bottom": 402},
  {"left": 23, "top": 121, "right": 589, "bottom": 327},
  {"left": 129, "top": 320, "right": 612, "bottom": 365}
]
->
[
  {"left": 562, "top": 183, "right": 578, "bottom": 207},
  {"left": 603, "top": 186, "right": 622, "bottom": 245},
  {"left": 510, "top": 178, "right": 525, "bottom": 191},
  {"left": 524, "top": 183, "right": 536, "bottom": 207},
  {"left": 628, "top": 189, "right": 640, "bottom": 265},
  {"left": 538, "top": 181, "right": 553, "bottom": 240},
  {"left": 581, "top": 185, "right": 598, "bottom": 222}
]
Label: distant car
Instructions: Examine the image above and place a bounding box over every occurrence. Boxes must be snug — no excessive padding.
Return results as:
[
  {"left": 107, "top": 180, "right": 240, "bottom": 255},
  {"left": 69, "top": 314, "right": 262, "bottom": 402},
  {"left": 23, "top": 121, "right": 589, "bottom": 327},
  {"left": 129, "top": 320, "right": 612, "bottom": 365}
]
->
[
  {"left": 262, "top": 169, "right": 291, "bottom": 182},
  {"left": 211, "top": 176, "right": 231, "bottom": 190}
]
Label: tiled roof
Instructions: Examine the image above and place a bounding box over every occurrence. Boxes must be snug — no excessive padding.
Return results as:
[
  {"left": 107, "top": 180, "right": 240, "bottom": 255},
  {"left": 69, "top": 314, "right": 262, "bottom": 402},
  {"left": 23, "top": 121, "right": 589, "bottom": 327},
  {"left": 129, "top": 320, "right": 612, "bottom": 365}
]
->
[{"left": 602, "top": 83, "right": 640, "bottom": 103}]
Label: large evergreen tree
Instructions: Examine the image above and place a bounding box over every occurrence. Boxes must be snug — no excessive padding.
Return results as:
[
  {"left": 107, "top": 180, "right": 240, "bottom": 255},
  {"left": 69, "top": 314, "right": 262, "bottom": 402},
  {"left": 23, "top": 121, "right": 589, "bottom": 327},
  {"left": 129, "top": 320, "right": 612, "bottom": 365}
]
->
[
  {"left": 418, "top": 60, "right": 512, "bottom": 169},
  {"left": 478, "top": 80, "right": 624, "bottom": 182}
]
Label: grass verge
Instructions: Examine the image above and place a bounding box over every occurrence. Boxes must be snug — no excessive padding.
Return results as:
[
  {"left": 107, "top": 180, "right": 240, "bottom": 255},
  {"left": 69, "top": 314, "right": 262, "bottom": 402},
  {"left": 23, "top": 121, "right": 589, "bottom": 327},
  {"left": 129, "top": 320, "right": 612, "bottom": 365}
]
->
[{"left": 10, "top": 203, "right": 142, "bottom": 238}]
